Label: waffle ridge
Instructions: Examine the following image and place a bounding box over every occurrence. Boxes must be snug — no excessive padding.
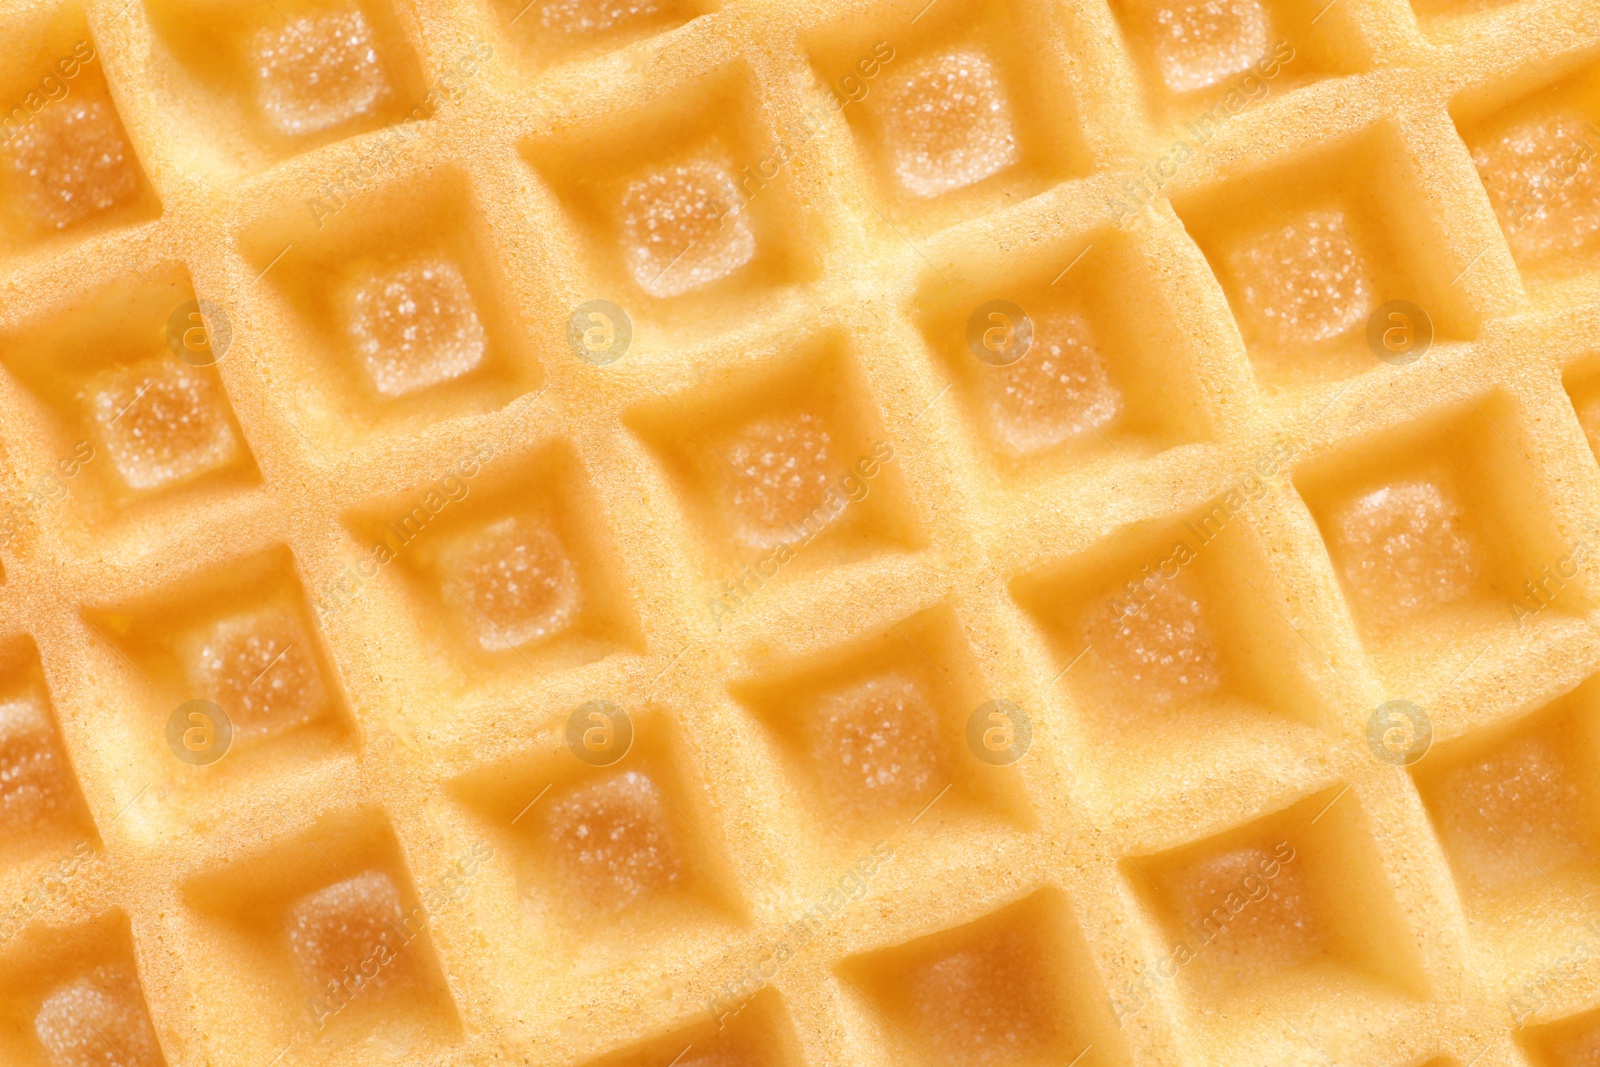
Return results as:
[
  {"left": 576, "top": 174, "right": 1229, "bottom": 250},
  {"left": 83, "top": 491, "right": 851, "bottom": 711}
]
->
[{"left": 5, "top": 0, "right": 1600, "bottom": 1065}]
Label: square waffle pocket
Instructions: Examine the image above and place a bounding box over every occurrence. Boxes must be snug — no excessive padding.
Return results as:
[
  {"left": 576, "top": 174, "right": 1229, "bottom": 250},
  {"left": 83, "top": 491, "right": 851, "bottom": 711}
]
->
[
  {"left": 0, "top": 268, "right": 258, "bottom": 545},
  {"left": 0, "top": 9, "right": 160, "bottom": 253},
  {"left": 10, "top": 0, "right": 1600, "bottom": 1065},
  {"left": 338, "top": 436, "right": 642, "bottom": 702}
]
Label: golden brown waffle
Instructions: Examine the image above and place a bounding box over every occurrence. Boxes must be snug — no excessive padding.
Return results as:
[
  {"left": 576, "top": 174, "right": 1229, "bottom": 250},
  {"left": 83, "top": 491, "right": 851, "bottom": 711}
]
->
[{"left": 7, "top": 0, "right": 1600, "bottom": 1064}]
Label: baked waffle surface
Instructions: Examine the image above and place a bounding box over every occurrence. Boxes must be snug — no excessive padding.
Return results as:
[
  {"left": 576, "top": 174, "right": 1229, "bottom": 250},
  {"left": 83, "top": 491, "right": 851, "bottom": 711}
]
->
[{"left": 12, "top": 0, "right": 1600, "bottom": 1063}]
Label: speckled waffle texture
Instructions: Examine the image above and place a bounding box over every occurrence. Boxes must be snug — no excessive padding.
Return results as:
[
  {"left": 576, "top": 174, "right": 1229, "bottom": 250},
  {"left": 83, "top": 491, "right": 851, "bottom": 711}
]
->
[{"left": 5, "top": 0, "right": 1600, "bottom": 1066}]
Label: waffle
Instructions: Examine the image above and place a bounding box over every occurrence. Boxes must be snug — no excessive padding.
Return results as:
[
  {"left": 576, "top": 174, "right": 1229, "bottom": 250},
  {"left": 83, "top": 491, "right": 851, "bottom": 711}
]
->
[{"left": 5, "top": 0, "right": 1600, "bottom": 1064}]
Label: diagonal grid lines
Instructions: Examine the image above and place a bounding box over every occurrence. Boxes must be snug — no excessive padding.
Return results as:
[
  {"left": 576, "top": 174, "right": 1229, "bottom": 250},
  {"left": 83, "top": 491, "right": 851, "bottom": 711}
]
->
[{"left": 5, "top": 2, "right": 1600, "bottom": 1066}]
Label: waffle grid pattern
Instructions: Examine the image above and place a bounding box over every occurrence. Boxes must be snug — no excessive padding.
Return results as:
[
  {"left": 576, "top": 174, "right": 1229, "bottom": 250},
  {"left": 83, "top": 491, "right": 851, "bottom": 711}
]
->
[{"left": 4, "top": 0, "right": 1600, "bottom": 1064}]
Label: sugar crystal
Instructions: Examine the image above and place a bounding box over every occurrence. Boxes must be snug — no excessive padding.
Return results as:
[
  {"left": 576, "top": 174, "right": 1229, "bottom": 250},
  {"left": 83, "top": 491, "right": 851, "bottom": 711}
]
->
[
  {"left": 253, "top": 7, "right": 391, "bottom": 137},
  {"left": 433, "top": 514, "right": 581, "bottom": 652},
  {"left": 620, "top": 156, "right": 755, "bottom": 298},
  {"left": 871, "top": 48, "right": 1018, "bottom": 199},
  {"left": 982, "top": 308, "right": 1121, "bottom": 452},
  {"left": 542, "top": 769, "right": 682, "bottom": 914},
  {"left": 340, "top": 257, "right": 487, "bottom": 398},
  {"left": 35, "top": 964, "right": 164, "bottom": 1067},
  {"left": 1224, "top": 208, "right": 1376, "bottom": 349},
  {"left": 807, "top": 673, "right": 944, "bottom": 817},
  {"left": 84, "top": 356, "right": 240, "bottom": 493}
]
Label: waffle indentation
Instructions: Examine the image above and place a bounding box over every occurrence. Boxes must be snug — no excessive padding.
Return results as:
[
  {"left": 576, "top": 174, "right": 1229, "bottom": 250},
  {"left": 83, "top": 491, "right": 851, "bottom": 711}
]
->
[
  {"left": 245, "top": 173, "right": 539, "bottom": 446},
  {"left": 1223, "top": 208, "right": 1377, "bottom": 349},
  {"left": 1328, "top": 478, "right": 1482, "bottom": 626},
  {"left": 0, "top": 695, "right": 77, "bottom": 838},
  {"left": 843, "top": 894, "right": 1111, "bottom": 1067},
  {"left": 1181, "top": 128, "right": 1471, "bottom": 389},
  {"left": 251, "top": 6, "right": 392, "bottom": 137},
  {"left": 0, "top": 17, "right": 158, "bottom": 245},
  {"left": 1436, "top": 734, "right": 1588, "bottom": 889},
  {"left": 531, "top": 71, "right": 818, "bottom": 345},
  {"left": 453, "top": 708, "right": 742, "bottom": 971},
  {"left": 6, "top": 94, "right": 141, "bottom": 233},
  {"left": 901, "top": 924, "right": 1056, "bottom": 1064},
  {"left": 179, "top": 606, "right": 333, "bottom": 742},
  {"left": 631, "top": 345, "right": 916, "bottom": 583},
  {"left": 142, "top": 0, "right": 425, "bottom": 174},
  {"left": 541, "top": 769, "right": 685, "bottom": 915},
  {"left": 429, "top": 513, "right": 583, "bottom": 652},
  {"left": 287, "top": 869, "right": 415, "bottom": 991},
  {"left": 0, "top": 639, "right": 92, "bottom": 858},
  {"left": 0, "top": 274, "right": 258, "bottom": 532},
  {"left": 1301, "top": 400, "right": 1585, "bottom": 694},
  {"left": 1414, "top": 693, "right": 1600, "bottom": 908},
  {"left": 866, "top": 47, "right": 1019, "bottom": 200},
  {"left": 717, "top": 409, "right": 840, "bottom": 551},
  {"left": 1135, "top": 0, "right": 1273, "bottom": 93},
  {"left": 35, "top": 963, "right": 165, "bottom": 1067},
  {"left": 1572, "top": 380, "right": 1600, "bottom": 462},
  {"left": 1079, "top": 570, "right": 1223, "bottom": 708},
  {"left": 805, "top": 672, "right": 944, "bottom": 818},
  {"left": 1131, "top": 790, "right": 1424, "bottom": 1014},
  {"left": 1164, "top": 843, "right": 1323, "bottom": 973},
  {"left": 1016, "top": 504, "right": 1338, "bottom": 804},
  {"left": 918, "top": 236, "right": 1214, "bottom": 472},
  {"left": 180, "top": 812, "right": 459, "bottom": 1054},
  {"left": 620, "top": 153, "right": 757, "bottom": 299},
  {"left": 84, "top": 356, "right": 242, "bottom": 494},
  {"left": 733, "top": 605, "right": 1027, "bottom": 853},
  {"left": 338, "top": 257, "right": 488, "bottom": 399},
  {"left": 348, "top": 442, "right": 637, "bottom": 692},
  {"left": 981, "top": 309, "right": 1122, "bottom": 453},
  {"left": 89, "top": 549, "right": 349, "bottom": 790},
  {"left": 1463, "top": 99, "right": 1600, "bottom": 278}
]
